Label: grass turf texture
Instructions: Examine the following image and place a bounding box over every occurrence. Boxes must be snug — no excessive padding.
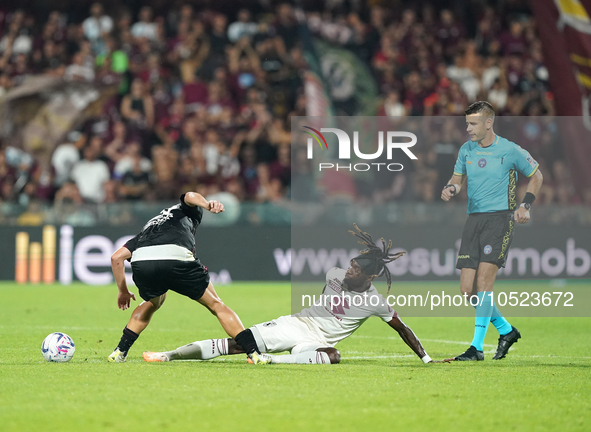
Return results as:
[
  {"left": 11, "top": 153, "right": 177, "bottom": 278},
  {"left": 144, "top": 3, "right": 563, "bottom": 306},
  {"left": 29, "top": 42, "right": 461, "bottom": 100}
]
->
[{"left": 1, "top": 281, "right": 590, "bottom": 432}]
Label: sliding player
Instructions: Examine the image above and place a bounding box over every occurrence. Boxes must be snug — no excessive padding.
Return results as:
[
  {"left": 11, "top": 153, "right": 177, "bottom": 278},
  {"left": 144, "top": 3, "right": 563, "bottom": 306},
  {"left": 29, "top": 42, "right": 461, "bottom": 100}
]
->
[{"left": 143, "top": 225, "right": 439, "bottom": 365}]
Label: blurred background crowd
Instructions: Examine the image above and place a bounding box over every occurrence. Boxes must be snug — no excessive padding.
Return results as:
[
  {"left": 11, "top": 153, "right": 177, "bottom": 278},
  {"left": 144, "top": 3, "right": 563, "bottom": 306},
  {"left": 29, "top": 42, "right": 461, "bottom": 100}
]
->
[{"left": 0, "top": 0, "right": 581, "bottom": 226}]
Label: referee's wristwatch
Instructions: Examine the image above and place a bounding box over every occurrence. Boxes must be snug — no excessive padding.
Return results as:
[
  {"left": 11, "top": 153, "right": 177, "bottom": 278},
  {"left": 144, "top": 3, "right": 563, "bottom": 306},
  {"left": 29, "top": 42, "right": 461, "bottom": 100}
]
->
[{"left": 520, "top": 203, "right": 531, "bottom": 211}]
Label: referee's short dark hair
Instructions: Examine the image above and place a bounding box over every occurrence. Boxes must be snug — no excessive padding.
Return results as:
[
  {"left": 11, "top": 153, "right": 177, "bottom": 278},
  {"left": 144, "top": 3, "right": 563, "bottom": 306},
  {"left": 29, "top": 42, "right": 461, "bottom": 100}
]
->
[{"left": 465, "top": 101, "right": 495, "bottom": 117}]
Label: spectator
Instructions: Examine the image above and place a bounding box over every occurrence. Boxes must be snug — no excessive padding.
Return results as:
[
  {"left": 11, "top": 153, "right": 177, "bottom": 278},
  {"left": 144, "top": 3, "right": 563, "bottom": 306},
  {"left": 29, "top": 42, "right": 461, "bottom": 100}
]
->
[
  {"left": 70, "top": 145, "right": 110, "bottom": 203},
  {"left": 151, "top": 132, "right": 178, "bottom": 199},
  {"left": 499, "top": 20, "right": 527, "bottom": 56},
  {"left": 54, "top": 180, "right": 83, "bottom": 205},
  {"left": 0, "top": 74, "right": 13, "bottom": 97},
  {"left": 488, "top": 79, "right": 508, "bottom": 111},
  {"left": 256, "top": 163, "right": 283, "bottom": 203},
  {"left": 228, "top": 9, "right": 258, "bottom": 43},
  {"left": 51, "top": 131, "right": 86, "bottom": 188},
  {"left": 120, "top": 79, "right": 155, "bottom": 130},
  {"left": 16, "top": 199, "right": 45, "bottom": 226},
  {"left": 0, "top": 149, "right": 17, "bottom": 202},
  {"left": 210, "top": 14, "right": 230, "bottom": 60},
  {"left": 35, "top": 40, "right": 64, "bottom": 72},
  {"left": 104, "top": 121, "right": 129, "bottom": 162},
  {"left": 552, "top": 160, "right": 577, "bottom": 205},
  {"left": 202, "top": 129, "right": 226, "bottom": 176},
  {"left": 64, "top": 51, "right": 95, "bottom": 81},
  {"left": 131, "top": 6, "right": 157, "bottom": 41},
  {"left": 436, "top": 9, "right": 465, "bottom": 60},
  {"left": 112, "top": 141, "right": 152, "bottom": 179},
  {"left": 380, "top": 90, "right": 407, "bottom": 117},
  {"left": 274, "top": 3, "right": 298, "bottom": 51},
  {"left": 103, "top": 179, "right": 119, "bottom": 203},
  {"left": 0, "top": 21, "right": 32, "bottom": 56},
  {"left": 82, "top": 3, "right": 113, "bottom": 42},
  {"left": 269, "top": 143, "right": 290, "bottom": 188}
]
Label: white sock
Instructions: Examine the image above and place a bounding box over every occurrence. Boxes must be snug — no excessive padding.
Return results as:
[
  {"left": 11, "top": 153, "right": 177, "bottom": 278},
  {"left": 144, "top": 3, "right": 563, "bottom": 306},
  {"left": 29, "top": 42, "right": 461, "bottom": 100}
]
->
[
  {"left": 167, "top": 339, "right": 229, "bottom": 360},
  {"left": 270, "top": 351, "right": 331, "bottom": 364}
]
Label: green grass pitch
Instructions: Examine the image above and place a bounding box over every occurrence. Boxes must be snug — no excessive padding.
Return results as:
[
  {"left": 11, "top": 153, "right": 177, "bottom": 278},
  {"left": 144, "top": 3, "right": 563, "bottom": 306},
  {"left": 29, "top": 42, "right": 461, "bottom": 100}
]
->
[{"left": 1, "top": 281, "right": 590, "bottom": 432}]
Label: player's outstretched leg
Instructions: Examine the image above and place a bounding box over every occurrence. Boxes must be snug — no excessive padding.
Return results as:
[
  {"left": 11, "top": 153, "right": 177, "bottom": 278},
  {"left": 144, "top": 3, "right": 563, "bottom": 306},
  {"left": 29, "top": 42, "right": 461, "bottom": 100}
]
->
[
  {"left": 197, "top": 283, "right": 269, "bottom": 365},
  {"left": 144, "top": 338, "right": 235, "bottom": 362},
  {"left": 264, "top": 348, "right": 340, "bottom": 365},
  {"left": 492, "top": 326, "right": 521, "bottom": 360},
  {"left": 109, "top": 294, "right": 166, "bottom": 362}
]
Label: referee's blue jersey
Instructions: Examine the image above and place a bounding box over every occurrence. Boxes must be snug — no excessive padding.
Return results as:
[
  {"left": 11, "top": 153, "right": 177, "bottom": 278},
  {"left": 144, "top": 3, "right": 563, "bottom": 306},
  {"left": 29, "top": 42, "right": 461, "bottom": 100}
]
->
[{"left": 453, "top": 135, "right": 539, "bottom": 214}]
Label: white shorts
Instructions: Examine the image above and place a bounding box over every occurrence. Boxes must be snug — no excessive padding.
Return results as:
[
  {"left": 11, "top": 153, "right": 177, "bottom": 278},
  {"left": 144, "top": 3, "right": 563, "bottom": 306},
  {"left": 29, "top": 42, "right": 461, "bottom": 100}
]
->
[{"left": 251, "top": 315, "right": 328, "bottom": 354}]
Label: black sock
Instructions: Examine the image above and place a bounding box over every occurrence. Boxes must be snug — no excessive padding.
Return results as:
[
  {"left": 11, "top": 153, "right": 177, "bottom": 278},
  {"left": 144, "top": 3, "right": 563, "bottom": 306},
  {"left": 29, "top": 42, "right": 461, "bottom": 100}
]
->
[
  {"left": 234, "top": 329, "right": 259, "bottom": 355},
  {"left": 116, "top": 327, "right": 139, "bottom": 353}
]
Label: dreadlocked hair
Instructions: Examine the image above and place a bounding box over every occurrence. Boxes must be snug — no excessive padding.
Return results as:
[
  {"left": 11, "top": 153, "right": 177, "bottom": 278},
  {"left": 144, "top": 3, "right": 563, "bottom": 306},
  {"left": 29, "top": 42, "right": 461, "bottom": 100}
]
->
[{"left": 348, "top": 223, "right": 406, "bottom": 294}]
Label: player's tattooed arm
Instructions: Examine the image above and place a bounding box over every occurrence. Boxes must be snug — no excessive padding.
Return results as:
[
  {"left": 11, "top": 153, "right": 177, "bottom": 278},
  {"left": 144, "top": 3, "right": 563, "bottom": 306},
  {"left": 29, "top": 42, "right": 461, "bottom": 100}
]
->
[
  {"left": 184, "top": 192, "right": 225, "bottom": 213},
  {"left": 387, "top": 316, "right": 440, "bottom": 363}
]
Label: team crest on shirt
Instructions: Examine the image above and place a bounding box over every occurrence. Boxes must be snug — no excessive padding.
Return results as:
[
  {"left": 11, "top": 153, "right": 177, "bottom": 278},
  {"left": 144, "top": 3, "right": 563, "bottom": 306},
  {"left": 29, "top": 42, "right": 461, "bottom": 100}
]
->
[
  {"left": 478, "top": 158, "right": 487, "bottom": 168},
  {"left": 483, "top": 245, "right": 492, "bottom": 254}
]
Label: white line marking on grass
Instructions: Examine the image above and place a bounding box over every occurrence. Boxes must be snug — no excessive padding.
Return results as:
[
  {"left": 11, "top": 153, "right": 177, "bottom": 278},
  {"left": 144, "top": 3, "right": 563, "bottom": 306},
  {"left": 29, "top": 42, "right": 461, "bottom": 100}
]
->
[
  {"left": 353, "top": 335, "right": 497, "bottom": 348},
  {"left": 422, "top": 338, "right": 497, "bottom": 348},
  {"left": 346, "top": 355, "right": 416, "bottom": 359}
]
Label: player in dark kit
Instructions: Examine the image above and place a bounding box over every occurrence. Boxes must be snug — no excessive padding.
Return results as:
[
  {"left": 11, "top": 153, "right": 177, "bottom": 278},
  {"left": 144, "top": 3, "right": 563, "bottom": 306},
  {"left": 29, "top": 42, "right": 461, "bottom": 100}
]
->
[
  {"left": 108, "top": 192, "right": 268, "bottom": 364},
  {"left": 441, "top": 101, "right": 543, "bottom": 361}
]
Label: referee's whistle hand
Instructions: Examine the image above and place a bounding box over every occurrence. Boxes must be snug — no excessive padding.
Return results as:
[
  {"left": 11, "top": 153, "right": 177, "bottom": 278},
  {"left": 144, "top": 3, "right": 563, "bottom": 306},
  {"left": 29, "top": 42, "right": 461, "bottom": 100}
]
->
[
  {"left": 441, "top": 189, "right": 453, "bottom": 202},
  {"left": 514, "top": 207, "right": 530, "bottom": 224}
]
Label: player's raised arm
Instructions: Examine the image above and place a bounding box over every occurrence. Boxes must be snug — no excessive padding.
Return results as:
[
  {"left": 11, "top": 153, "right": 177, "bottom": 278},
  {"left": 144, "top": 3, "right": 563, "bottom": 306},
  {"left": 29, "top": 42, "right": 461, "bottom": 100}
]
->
[
  {"left": 183, "top": 191, "right": 225, "bottom": 214},
  {"left": 387, "top": 316, "right": 440, "bottom": 363}
]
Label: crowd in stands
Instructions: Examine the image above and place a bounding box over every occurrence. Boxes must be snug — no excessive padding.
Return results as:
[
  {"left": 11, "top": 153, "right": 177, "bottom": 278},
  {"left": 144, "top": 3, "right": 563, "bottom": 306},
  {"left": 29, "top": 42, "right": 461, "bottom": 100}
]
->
[{"left": 0, "top": 0, "right": 582, "bottom": 223}]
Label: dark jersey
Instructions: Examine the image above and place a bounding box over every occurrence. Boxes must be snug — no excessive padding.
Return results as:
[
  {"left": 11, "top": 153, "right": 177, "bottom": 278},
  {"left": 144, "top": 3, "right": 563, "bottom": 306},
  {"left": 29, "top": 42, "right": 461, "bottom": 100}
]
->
[{"left": 124, "top": 194, "right": 203, "bottom": 256}]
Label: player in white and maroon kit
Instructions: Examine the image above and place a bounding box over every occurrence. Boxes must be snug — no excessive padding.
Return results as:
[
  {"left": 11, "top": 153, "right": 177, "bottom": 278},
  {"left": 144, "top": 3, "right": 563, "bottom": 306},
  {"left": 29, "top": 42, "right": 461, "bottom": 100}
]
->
[{"left": 143, "top": 225, "right": 438, "bottom": 365}]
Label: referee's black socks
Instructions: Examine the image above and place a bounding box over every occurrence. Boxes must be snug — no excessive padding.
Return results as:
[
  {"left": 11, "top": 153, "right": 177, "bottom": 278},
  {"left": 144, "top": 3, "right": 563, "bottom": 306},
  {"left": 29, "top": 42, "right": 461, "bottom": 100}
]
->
[
  {"left": 116, "top": 327, "right": 139, "bottom": 354},
  {"left": 234, "top": 329, "right": 259, "bottom": 355}
]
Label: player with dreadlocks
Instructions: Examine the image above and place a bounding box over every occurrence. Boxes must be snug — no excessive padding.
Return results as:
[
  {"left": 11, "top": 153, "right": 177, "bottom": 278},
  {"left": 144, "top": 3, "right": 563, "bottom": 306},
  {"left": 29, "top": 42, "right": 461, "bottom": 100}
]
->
[
  {"left": 142, "top": 225, "right": 440, "bottom": 365},
  {"left": 348, "top": 223, "right": 405, "bottom": 295}
]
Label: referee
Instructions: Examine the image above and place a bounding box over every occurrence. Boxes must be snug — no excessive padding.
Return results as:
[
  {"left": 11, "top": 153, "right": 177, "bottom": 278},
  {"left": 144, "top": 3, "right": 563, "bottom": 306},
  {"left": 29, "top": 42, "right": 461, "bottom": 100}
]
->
[
  {"left": 108, "top": 192, "right": 267, "bottom": 364},
  {"left": 441, "top": 101, "right": 543, "bottom": 361}
]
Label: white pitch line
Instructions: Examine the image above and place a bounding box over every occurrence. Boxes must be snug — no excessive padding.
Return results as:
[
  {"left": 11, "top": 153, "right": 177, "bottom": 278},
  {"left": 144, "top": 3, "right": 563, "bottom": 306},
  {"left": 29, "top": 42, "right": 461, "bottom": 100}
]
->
[
  {"left": 346, "top": 355, "right": 415, "bottom": 359},
  {"left": 353, "top": 335, "right": 498, "bottom": 348}
]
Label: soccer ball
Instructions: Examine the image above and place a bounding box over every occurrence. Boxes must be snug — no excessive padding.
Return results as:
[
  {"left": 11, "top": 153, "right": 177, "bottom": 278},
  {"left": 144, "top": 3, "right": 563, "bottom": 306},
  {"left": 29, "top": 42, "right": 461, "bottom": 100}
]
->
[{"left": 41, "top": 332, "right": 75, "bottom": 362}]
